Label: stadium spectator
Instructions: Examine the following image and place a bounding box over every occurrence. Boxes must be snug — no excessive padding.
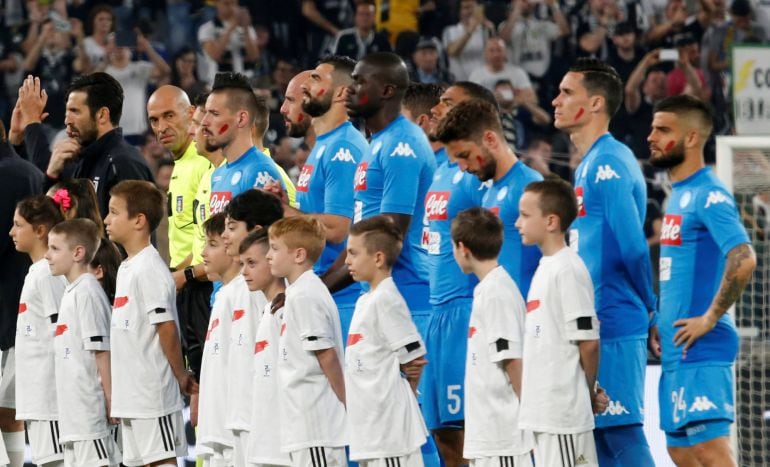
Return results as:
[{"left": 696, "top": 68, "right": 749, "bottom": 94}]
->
[
  {"left": 666, "top": 34, "right": 710, "bottom": 101},
  {"left": 374, "top": 0, "right": 421, "bottom": 46},
  {"left": 645, "top": 0, "right": 714, "bottom": 48},
  {"left": 622, "top": 50, "right": 668, "bottom": 159},
  {"left": 495, "top": 78, "right": 551, "bottom": 150},
  {"left": 442, "top": 0, "right": 493, "bottom": 81},
  {"left": 572, "top": 0, "right": 624, "bottom": 58},
  {"left": 301, "top": 0, "right": 353, "bottom": 66},
  {"left": 606, "top": 21, "right": 646, "bottom": 83},
  {"left": 332, "top": 0, "right": 391, "bottom": 60},
  {"left": 169, "top": 46, "right": 208, "bottom": 100},
  {"left": 409, "top": 37, "right": 452, "bottom": 85},
  {"left": 82, "top": 4, "right": 115, "bottom": 72},
  {"left": 469, "top": 37, "right": 534, "bottom": 95},
  {"left": 197, "top": 0, "right": 259, "bottom": 85}
]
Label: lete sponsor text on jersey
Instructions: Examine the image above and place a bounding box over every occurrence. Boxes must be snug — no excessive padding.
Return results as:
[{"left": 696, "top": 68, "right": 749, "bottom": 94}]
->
[
  {"left": 660, "top": 214, "right": 682, "bottom": 246},
  {"left": 424, "top": 191, "right": 449, "bottom": 221},
  {"left": 575, "top": 186, "right": 586, "bottom": 217},
  {"left": 297, "top": 165, "right": 313, "bottom": 192},
  {"left": 210, "top": 192, "right": 233, "bottom": 214},
  {"left": 354, "top": 162, "right": 368, "bottom": 191}
]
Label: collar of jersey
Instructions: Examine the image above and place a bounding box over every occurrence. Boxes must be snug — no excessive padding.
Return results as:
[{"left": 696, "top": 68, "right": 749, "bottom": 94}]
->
[
  {"left": 81, "top": 128, "right": 123, "bottom": 162},
  {"left": 65, "top": 272, "right": 95, "bottom": 292},
  {"left": 371, "top": 114, "right": 406, "bottom": 139},
  {"left": 178, "top": 140, "right": 202, "bottom": 164},
  {"left": 583, "top": 132, "right": 612, "bottom": 160},
  {"left": 672, "top": 166, "right": 710, "bottom": 188},
  {"left": 226, "top": 146, "right": 259, "bottom": 168},
  {"left": 317, "top": 121, "right": 352, "bottom": 141},
  {"left": 286, "top": 269, "right": 315, "bottom": 290}
]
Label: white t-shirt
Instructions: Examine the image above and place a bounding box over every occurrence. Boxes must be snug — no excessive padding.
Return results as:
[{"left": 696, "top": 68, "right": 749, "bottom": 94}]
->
[
  {"left": 110, "top": 245, "right": 183, "bottom": 418},
  {"left": 345, "top": 277, "right": 428, "bottom": 460},
  {"left": 501, "top": 18, "right": 560, "bottom": 78},
  {"left": 518, "top": 247, "right": 599, "bottom": 434},
  {"left": 105, "top": 61, "right": 154, "bottom": 136},
  {"left": 16, "top": 259, "right": 66, "bottom": 421},
  {"left": 442, "top": 23, "right": 488, "bottom": 82},
  {"left": 83, "top": 36, "right": 107, "bottom": 70},
  {"left": 197, "top": 19, "right": 257, "bottom": 85},
  {"left": 225, "top": 275, "right": 266, "bottom": 431},
  {"left": 468, "top": 63, "right": 533, "bottom": 92},
  {"left": 464, "top": 266, "right": 534, "bottom": 458},
  {"left": 277, "top": 269, "right": 346, "bottom": 451},
  {"left": 248, "top": 303, "right": 291, "bottom": 466},
  {"left": 54, "top": 273, "right": 112, "bottom": 442},
  {"left": 198, "top": 279, "right": 235, "bottom": 448}
]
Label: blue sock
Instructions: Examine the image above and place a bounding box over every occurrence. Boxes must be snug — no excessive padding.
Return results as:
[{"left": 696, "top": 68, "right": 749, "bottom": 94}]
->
[
  {"left": 421, "top": 435, "right": 443, "bottom": 467},
  {"left": 595, "top": 425, "right": 655, "bottom": 467}
]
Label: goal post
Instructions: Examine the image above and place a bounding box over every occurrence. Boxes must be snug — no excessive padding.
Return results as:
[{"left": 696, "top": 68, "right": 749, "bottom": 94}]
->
[{"left": 715, "top": 136, "right": 770, "bottom": 466}]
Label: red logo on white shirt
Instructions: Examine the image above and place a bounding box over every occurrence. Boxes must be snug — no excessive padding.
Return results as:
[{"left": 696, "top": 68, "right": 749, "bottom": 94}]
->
[
  {"left": 255, "top": 340, "right": 268, "bottom": 354},
  {"left": 489, "top": 206, "right": 500, "bottom": 217},
  {"left": 575, "top": 186, "right": 586, "bottom": 217},
  {"left": 526, "top": 300, "right": 540, "bottom": 312},
  {"left": 232, "top": 309, "right": 245, "bottom": 321},
  {"left": 660, "top": 215, "right": 683, "bottom": 246},
  {"left": 209, "top": 192, "right": 233, "bottom": 214},
  {"left": 425, "top": 192, "right": 450, "bottom": 220},
  {"left": 468, "top": 326, "right": 477, "bottom": 338},
  {"left": 354, "top": 162, "right": 368, "bottom": 191},
  {"left": 18, "top": 303, "right": 27, "bottom": 314},
  {"left": 113, "top": 296, "right": 129, "bottom": 309},
  {"left": 55, "top": 324, "right": 68, "bottom": 336},
  {"left": 297, "top": 165, "right": 313, "bottom": 192},
  {"left": 347, "top": 333, "right": 363, "bottom": 346},
  {"left": 280, "top": 323, "right": 286, "bottom": 336},
  {"left": 206, "top": 318, "right": 219, "bottom": 341}
]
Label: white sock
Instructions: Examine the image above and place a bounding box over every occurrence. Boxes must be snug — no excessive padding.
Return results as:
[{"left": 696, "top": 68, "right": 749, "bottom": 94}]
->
[{"left": 2, "top": 431, "right": 24, "bottom": 467}]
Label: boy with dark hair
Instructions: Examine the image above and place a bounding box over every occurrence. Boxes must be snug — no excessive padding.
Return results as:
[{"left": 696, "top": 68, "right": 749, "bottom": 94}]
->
[
  {"left": 47, "top": 218, "right": 122, "bottom": 467},
  {"left": 104, "top": 180, "right": 194, "bottom": 467},
  {"left": 267, "top": 216, "right": 347, "bottom": 466},
  {"left": 344, "top": 215, "right": 429, "bottom": 466},
  {"left": 450, "top": 207, "right": 534, "bottom": 466},
  {"left": 515, "top": 179, "right": 604, "bottom": 466}
]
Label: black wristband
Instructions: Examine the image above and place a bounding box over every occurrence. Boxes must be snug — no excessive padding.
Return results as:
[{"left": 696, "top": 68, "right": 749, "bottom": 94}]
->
[{"left": 184, "top": 266, "right": 196, "bottom": 283}]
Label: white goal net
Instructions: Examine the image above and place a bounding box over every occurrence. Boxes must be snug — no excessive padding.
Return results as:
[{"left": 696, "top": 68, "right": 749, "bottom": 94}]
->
[{"left": 716, "top": 137, "right": 770, "bottom": 466}]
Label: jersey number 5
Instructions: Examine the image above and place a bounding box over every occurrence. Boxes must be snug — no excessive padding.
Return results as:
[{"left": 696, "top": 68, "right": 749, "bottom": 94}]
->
[{"left": 447, "top": 385, "right": 462, "bottom": 415}]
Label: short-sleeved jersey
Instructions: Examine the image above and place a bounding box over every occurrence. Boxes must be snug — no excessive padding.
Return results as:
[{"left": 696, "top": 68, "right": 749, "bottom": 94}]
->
[
  {"left": 210, "top": 147, "right": 286, "bottom": 215},
  {"left": 110, "top": 246, "right": 183, "bottom": 418},
  {"left": 296, "top": 121, "right": 366, "bottom": 307},
  {"left": 345, "top": 277, "right": 428, "bottom": 459},
  {"left": 425, "top": 160, "right": 486, "bottom": 305},
  {"left": 353, "top": 115, "right": 436, "bottom": 312},
  {"left": 278, "top": 270, "right": 346, "bottom": 451},
  {"left": 464, "top": 266, "right": 534, "bottom": 458},
  {"left": 198, "top": 279, "right": 235, "bottom": 448},
  {"left": 481, "top": 161, "right": 542, "bottom": 297},
  {"left": 519, "top": 247, "right": 599, "bottom": 434},
  {"left": 191, "top": 161, "right": 223, "bottom": 266},
  {"left": 263, "top": 147, "right": 298, "bottom": 209},
  {"left": 16, "top": 259, "right": 66, "bottom": 420},
  {"left": 225, "top": 275, "right": 267, "bottom": 431},
  {"left": 168, "top": 142, "right": 212, "bottom": 267},
  {"left": 54, "top": 273, "right": 112, "bottom": 442},
  {"left": 248, "top": 303, "right": 291, "bottom": 466},
  {"left": 570, "top": 133, "right": 656, "bottom": 341},
  {"left": 658, "top": 168, "right": 748, "bottom": 369}
]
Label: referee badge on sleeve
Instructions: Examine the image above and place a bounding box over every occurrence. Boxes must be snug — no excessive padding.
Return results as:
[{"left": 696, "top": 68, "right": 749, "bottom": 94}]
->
[{"left": 176, "top": 196, "right": 184, "bottom": 213}]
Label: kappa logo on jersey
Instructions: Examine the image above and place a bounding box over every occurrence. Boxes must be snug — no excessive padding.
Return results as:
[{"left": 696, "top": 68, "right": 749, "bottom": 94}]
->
[
  {"left": 210, "top": 192, "right": 233, "bottom": 214},
  {"left": 255, "top": 340, "right": 269, "bottom": 354},
  {"left": 280, "top": 323, "right": 286, "bottom": 336},
  {"left": 354, "top": 162, "right": 368, "bottom": 191},
  {"left": 347, "top": 333, "right": 363, "bottom": 346},
  {"left": 526, "top": 300, "right": 540, "bottom": 312},
  {"left": 689, "top": 396, "right": 717, "bottom": 413},
  {"left": 602, "top": 400, "right": 630, "bottom": 416},
  {"left": 389, "top": 142, "right": 416, "bottom": 158},
  {"left": 705, "top": 190, "right": 731, "bottom": 209},
  {"left": 660, "top": 215, "right": 683, "bottom": 246},
  {"left": 331, "top": 147, "right": 356, "bottom": 163},
  {"left": 206, "top": 318, "right": 219, "bottom": 341},
  {"left": 18, "top": 303, "right": 27, "bottom": 314},
  {"left": 594, "top": 164, "right": 620, "bottom": 183},
  {"left": 468, "top": 326, "right": 477, "bottom": 338},
  {"left": 425, "top": 192, "right": 450, "bottom": 220},
  {"left": 297, "top": 165, "right": 313, "bottom": 192},
  {"left": 232, "top": 309, "right": 245, "bottom": 321},
  {"left": 54, "top": 324, "right": 68, "bottom": 336},
  {"left": 113, "top": 296, "right": 129, "bottom": 309},
  {"left": 575, "top": 186, "right": 586, "bottom": 217},
  {"left": 254, "top": 171, "right": 276, "bottom": 188}
]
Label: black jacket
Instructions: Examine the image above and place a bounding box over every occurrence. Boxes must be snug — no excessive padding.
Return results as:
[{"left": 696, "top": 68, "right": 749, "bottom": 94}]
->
[
  {"left": 21, "top": 124, "right": 155, "bottom": 218},
  {"left": 0, "top": 143, "right": 44, "bottom": 350}
]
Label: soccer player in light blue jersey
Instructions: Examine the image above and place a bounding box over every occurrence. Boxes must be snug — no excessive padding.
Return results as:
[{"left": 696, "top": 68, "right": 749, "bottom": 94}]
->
[
  {"left": 552, "top": 58, "right": 656, "bottom": 466},
  {"left": 274, "top": 55, "right": 368, "bottom": 343},
  {"left": 648, "top": 95, "right": 755, "bottom": 467}
]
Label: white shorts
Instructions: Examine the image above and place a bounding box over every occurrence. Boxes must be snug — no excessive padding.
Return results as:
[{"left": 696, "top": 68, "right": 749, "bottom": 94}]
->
[
  {"left": 357, "top": 449, "right": 423, "bottom": 467},
  {"left": 533, "top": 431, "right": 598, "bottom": 467},
  {"left": 200, "top": 442, "right": 234, "bottom": 467},
  {"left": 62, "top": 433, "right": 122, "bottom": 467},
  {"left": 469, "top": 453, "right": 533, "bottom": 467},
  {"left": 0, "top": 348, "right": 15, "bottom": 408},
  {"left": 26, "top": 420, "right": 64, "bottom": 464},
  {"left": 231, "top": 429, "right": 249, "bottom": 467},
  {"left": 119, "top": 411, "right": 187, "bottom": 466},
  {"left": 289, "top": 446, "right": 347, "bottom": 467}
]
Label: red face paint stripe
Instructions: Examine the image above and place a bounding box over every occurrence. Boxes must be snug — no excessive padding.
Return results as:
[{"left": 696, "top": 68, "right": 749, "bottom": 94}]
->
[
  {"left": 316, "top": 88, "right": 326, "bottom": 97},
  {"left": 575, "top": 108, "right": 585, "bottom": 121},
  {"left": 665, "top": 140, "right": 675, "bottom": 151},
  {"left": 218, "top": 124, "right": 229, "bottom": 135}
]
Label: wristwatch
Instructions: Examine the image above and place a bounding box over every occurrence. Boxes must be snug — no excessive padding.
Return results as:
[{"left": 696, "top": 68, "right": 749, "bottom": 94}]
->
[{"left": 184, "top": 266, "right": 196, "bottom": 283}]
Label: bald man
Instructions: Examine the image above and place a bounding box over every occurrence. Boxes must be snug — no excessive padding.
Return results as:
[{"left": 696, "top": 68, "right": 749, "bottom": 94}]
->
[
  {"left": 147, "top": 85, "right": 213, "bottom": 390},
  {"left": 280, "top": 70, "right": 316, "bottom": 147}
]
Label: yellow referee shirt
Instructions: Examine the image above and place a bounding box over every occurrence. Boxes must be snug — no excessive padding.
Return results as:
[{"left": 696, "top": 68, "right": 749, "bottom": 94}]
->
[
  {"left": 168, "top": 142, "right": 213, "bottom": 268},
  {"left": 262, "top": 147, "right": 298, "bottom": 208}
]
